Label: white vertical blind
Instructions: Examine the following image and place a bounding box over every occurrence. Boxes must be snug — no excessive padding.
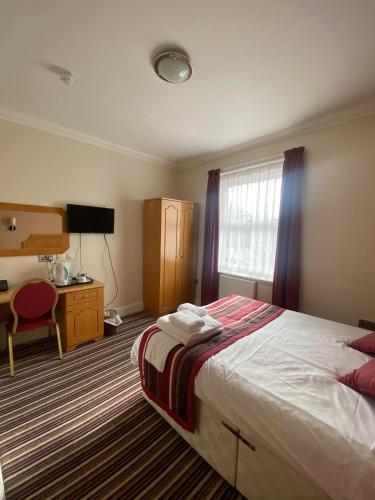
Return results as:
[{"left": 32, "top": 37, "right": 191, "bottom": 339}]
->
[{"left": 219, "top": 160, "right": 283, "bottom": 281}]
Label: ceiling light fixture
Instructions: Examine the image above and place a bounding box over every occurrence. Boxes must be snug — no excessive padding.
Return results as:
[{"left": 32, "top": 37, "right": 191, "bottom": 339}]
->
[{"left": 153, "top": 51, "right": 192, "bottom": 84}]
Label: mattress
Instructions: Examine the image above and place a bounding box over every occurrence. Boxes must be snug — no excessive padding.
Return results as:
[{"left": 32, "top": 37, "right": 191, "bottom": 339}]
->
[{"left": 131, "top": 309, "right": 375, "bottom": 500}]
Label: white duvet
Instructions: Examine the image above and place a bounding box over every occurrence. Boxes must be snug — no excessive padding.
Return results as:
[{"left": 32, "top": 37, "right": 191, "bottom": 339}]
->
[{"left": 131, "top": 309, "right": 375, "bottom": 500}]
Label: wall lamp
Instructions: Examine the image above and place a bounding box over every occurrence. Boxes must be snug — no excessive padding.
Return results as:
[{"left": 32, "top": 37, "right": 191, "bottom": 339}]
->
[{"left": 8, "top": 217, "right": 16, "bottom": 231}]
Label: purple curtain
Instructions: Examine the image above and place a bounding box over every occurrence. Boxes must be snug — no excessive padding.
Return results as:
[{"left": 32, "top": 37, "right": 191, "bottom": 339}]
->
[
  {"left": 272, "top": 147, "right": 305, "bottom": 311},
  {"left": 201, "top": 169, "right": 220, "bottom": 306}
]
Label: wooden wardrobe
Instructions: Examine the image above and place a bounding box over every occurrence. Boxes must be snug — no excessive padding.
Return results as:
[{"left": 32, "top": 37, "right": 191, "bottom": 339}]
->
[{"left": 143, "top": 198, "right": 197, "bottom": 316}]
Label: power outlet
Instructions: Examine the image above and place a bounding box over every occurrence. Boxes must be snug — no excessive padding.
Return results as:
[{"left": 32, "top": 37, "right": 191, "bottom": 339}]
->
[
  {"left": 38, "top": 255, "right": 53, "bottom": 263},
  {"left": 358, "top": 319, "right": 375, "bottom": 331}
]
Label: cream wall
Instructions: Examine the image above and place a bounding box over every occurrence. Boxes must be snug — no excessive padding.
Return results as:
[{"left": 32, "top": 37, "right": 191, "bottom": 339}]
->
[
  {"left": 0, "top": 119, "right": 178, "bottom": 347},
  {"left": 1, "top": 112, "right": 374, "bottom": 354},
  {"left": 177, "top": 114, "right": 375, "bottom": 326}
]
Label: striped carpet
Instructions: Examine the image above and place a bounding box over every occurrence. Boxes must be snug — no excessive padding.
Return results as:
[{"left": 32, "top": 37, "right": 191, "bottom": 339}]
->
[{"left": 0, "top": 312, "right": 243, "bottom": 499}]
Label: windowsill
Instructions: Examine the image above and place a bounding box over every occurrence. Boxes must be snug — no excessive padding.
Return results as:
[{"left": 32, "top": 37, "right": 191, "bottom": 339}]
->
[{"left": 219, "top": 272, "right": 273, "bottom": 286}]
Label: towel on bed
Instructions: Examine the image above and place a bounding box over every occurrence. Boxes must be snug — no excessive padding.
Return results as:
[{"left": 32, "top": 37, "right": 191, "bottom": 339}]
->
[
  {"left": 156, "top": 314, "right": 223, "bottom": 346},
  {"left": 169, "top": 310, "right": 205, "bottom": 332},
  {"left": 139, "top": 295, "right": 285, "bottom": 432},
  {"left": 177, "top": 303, "right": 208, "bottom": 317}
]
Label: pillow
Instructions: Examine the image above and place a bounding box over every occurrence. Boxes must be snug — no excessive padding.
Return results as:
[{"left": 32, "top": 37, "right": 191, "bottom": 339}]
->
[
  {"left": 348, "top": 331, "right": 375, "bottom": 355},
  {"left": 339, "top": 358, "right": 375, "bottom": 397}
]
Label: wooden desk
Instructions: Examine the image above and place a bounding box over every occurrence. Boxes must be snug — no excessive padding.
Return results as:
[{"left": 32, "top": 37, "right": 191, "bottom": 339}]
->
[{"left": 0, "top": 280, "right": 104, "bottom": 352}]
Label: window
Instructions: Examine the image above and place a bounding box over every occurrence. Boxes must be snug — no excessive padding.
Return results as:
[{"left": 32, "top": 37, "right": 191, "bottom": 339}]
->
[{"left": 219, "top": 159, "right": 283, "bottom": 281}]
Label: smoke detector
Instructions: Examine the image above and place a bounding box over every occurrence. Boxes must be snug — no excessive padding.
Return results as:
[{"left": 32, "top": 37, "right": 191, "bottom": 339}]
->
[{"left": 59, "top": 70, "right": 74, "bottom": 86}]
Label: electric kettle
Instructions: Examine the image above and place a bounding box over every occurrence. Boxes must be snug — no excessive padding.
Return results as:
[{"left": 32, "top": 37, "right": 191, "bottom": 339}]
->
[{"left": 52, "top": 259, "right": 71, "bottom": 286}]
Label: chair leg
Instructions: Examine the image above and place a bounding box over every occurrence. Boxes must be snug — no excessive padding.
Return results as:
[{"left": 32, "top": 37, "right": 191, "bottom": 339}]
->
[
  {"left": 8, "top": 333, "right": 15, "bottom": 377},
  {"left": 55, "top": 323, "right": 64, "bottom": 360}
]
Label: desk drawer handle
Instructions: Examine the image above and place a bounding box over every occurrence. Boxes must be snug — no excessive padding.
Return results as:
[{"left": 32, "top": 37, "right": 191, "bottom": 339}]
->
[{"left": 75, "top": 293, "right": 90, "bottom": 300}]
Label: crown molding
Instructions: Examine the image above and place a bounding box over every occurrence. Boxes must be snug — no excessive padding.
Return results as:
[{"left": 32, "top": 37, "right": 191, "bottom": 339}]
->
[
  {"left": 0, "top": 109, "right": 174, "bottom": 168},
  {"left": 2, "top": 101, "right": 375, "bottom": 170},
  {"left": 176, "top": 100, "right": 375, "bottom": 169}
]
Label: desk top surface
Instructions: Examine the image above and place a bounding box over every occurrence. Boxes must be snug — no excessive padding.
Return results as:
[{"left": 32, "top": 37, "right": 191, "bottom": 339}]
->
[{"left": 0, "top": 280, "right": 104, "bottom": 305}]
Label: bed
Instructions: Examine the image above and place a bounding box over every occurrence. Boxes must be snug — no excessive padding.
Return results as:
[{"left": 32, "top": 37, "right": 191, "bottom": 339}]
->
[{"left": 131, "top": 296, "right": 375, "bottom": 500}]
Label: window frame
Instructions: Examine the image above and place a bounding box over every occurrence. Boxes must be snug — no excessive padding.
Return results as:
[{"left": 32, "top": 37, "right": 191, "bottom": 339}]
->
[{"left": 218, "top": 156, "right": 283, "bottom": 283}]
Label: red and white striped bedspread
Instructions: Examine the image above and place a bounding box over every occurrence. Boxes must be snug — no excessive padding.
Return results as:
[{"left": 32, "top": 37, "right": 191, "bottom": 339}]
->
[{"left": 138, "top": 295, "right": 284, "bottom": 432}]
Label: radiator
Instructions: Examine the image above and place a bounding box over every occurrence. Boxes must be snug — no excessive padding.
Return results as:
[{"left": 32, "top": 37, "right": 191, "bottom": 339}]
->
[{"left": 219, "top": 274, "right": 257, "bottom": 299}]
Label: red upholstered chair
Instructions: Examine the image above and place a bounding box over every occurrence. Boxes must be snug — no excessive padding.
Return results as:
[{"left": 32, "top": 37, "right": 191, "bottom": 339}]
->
[{"left": 7, "top": 279, "right": 63, "bottom": 376}]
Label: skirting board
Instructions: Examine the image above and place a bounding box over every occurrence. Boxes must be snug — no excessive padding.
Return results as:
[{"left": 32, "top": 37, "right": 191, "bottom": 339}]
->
[{"left": 116, "top": 301, "right": 144, "bottom": 317}]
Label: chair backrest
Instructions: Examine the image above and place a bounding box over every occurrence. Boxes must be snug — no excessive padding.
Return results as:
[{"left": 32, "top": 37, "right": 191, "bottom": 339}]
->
[{"left": 12, "top": 280, "right": 57, "bottom": 319}]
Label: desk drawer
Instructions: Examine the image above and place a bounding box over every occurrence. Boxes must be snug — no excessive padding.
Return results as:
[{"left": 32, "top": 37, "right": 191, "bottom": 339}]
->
[{"left": 66, "top": 287, "right": 103, "bottom": 305}]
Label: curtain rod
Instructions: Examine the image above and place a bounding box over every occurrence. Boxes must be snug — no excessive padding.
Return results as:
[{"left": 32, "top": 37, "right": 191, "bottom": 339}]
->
[{"left": 220, "top": 153, "right": 284, "bottom": 176}]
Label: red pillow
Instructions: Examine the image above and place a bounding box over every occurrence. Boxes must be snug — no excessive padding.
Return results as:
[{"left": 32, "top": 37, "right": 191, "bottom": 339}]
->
[
  {"left": 348, "top": 331, "right": 375, "bottom": 355},
  {"left": 339, "top": 358, "right": 375, "bottom": 397}
]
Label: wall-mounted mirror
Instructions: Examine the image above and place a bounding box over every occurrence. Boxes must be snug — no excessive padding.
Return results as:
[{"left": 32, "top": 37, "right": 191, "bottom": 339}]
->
[{"left": 0, "top": 202, "right": 69, "bottom": 256}]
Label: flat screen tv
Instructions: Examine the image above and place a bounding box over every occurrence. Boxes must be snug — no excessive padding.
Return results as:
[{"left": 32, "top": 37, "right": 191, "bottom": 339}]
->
[{"left": 67, "top": 204, "right": 115, "bottom": 234}]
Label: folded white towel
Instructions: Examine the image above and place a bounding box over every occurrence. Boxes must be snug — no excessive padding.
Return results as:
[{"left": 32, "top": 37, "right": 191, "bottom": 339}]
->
[
  {"left": 169, "top": 310, "right": 205, "bottom": 333},
  {"left": 177, "top": 303, "right": 208, "bottom": 317},
  {"left": 144, "top": 331, "right": 180, "bottom": 372},
  {"left": 156, "top": 314, "right": 223, "bottom": 346}
]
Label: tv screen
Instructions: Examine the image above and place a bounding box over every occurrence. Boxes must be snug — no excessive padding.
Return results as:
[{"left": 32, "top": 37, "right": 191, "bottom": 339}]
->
[{"left": 67, "top": 204, "right": 115, "bottom": 234}]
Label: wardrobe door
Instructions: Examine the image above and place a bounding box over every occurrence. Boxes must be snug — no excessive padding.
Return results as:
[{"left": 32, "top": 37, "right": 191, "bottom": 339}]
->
[
  {"left": 179, "top": 202, "right": 196, "bottom": 304},
  {"left": 143, "top": 198, "right": 162, "bottom": 315},
  {"left": 161, "top": 199, "right": 181, "bottom": 313}
]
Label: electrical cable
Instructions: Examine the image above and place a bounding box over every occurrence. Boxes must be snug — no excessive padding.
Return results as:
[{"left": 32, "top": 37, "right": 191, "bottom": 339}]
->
[
  {"left": 79, "top": 233, "right": 83, "bottom": 274},
  {"left": 103, "top": 233, "right": 119, "bottom": 309}
]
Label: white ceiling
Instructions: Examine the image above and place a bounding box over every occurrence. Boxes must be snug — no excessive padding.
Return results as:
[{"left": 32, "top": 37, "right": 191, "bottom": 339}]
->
[{"left": 1, "top": 0, "right": 375, "bottom": 165}]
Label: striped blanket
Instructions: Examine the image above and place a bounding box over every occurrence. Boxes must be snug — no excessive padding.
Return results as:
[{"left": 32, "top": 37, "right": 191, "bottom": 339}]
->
[{"left": 138, "top": 295, "right": 284, "bottom": 432}]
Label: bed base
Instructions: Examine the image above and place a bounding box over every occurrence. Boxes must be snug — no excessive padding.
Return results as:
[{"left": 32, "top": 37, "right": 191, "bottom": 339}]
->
[{"left": 144, "top": 394, "right": 331, "bottom": 500}]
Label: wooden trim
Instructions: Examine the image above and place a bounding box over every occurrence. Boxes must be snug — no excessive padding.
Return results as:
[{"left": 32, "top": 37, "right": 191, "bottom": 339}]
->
[
  {"left": 56, "top": 280, "right": 104, "bottom": 296},
  {"left": 0, "top": 202, "right": 66, "bottom": 220},
  {"left": 0, "top": 202, "right": 69, "bottom": 257},
  {"left": 144, "top": 197, "right": 196, "bottom": 205},
  {"left": 0, "top": 280, "right": 104, "bottom": 306},
  {"left": 21, "top": 234, "right": 68, "bottom": 249}
]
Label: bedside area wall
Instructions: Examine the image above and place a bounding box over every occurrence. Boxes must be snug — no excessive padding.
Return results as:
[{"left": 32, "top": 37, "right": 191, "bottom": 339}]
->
[
  {"left": 176, "top": 114, "right": 375, "bottom": 326},
  {"left": 0, "top": 119, "right": 179, "bottom": 349}
]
